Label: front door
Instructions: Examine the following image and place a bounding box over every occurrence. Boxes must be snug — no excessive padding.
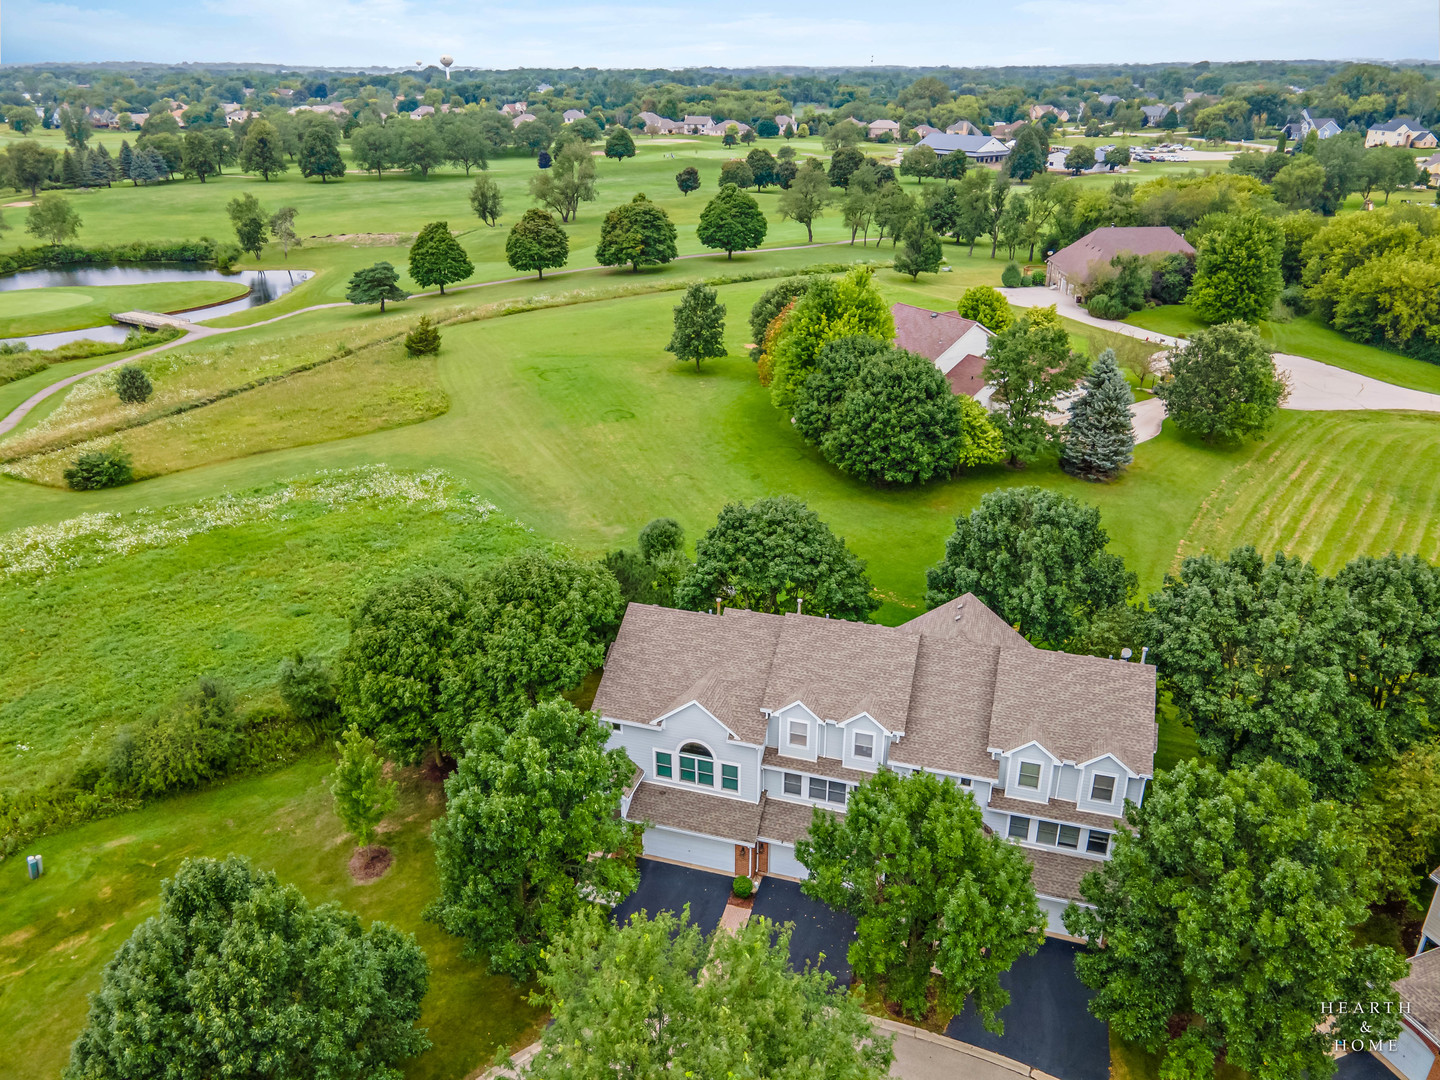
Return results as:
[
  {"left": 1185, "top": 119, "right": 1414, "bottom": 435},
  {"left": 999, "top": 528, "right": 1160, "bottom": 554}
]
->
[{"left": 754, "top": 842, "right": 768, "bottom": 876}]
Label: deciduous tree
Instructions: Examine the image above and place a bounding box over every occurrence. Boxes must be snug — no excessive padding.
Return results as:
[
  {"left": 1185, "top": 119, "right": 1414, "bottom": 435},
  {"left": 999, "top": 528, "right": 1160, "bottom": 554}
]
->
[
  {"left": 468, "top": 174, "right": 503, "bottom": 226},
  {"left": 408, "top": 220, "right": 473, "bottom": 294},
  {"left": 528, "top": 140, "right": 596, "bottom": 222},
  {"left": 893, "top": 221, "right": 943, "bottom": 279},
  {"left": 1187, "top": 211, "right": 1284, "bottom": 323},
  {"left": 427, "top": 699, "right": 642, "bottom": 977},
  {"left": 604, "top": 125, "right": 636, "bottom": 162},
  {"left": 665, "top": 282, "right": 728, "bottom": 370},
  {"left": 504, "top": 208, "right": 569, "bottom": 279},
  {"left": 981, "top": 307, "right": 1087, "bottom": 464},
  {"left": 299, "top": 124, "right": 346, "bottom": 182},
  {"left": 1152, "top": 321, "right": 1288, "bottom": 441},
  {"left": 696, "top": 182, "right": 768, "bottom": 258},
  {"left": 225, "top": 191, "right": 267, "bottom": 259},
  {"left": 767, "top": 267, "right": 894, "bottom": 412},
  {"left": 25, "top": 192, "right": 82, "bottom": 245},
  {"left": 777, "top": 159, "right": 829, "bottom": 241},
  {"left": 675, "top": 164, "right": 700, "bottom": 196},
  {"left": 238, "top": 117, "right": 287, "bottom": 179},
  {"left": 595, "top": 192, "right": 678, "bottom": 271},
  {"left": 799, "top": 769, "right": 1045, "bottom": 1024},
  {"left": 268, "top": 205, "right": 300, "bottom": 259},
  {"left": 331, "top": 725, "right": 399, "bottom": 849}
]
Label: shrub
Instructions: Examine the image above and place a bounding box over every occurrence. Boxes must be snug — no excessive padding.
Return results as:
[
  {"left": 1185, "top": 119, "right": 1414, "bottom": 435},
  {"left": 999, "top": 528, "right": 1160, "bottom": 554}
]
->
[
  {"left": 1086, "top": 293, "right": 1119, "bottom": 320},
  {"left": 1279, "top": 283, "right": 1309, "bottom": 315},
  {"left": 1030, "top": 269, "right": 1047, "bottom": 286},
  {"left": 64, "top": 447, "right": 133, "bottom": 490},
  {"left": 277, "top": 652, "right": 340, "bottom": 734},
  {"left": 1001, "top": 262, "right": 1023, "bottom": 288},
  {"left": 115, "top": 363, "right": 153, "bottom": 404},
  {"left": 733, "top": 874, "right": 754, "bottom": 899},
  {"left": 404, "top": 314, "right": 442, "bottom": 356}
]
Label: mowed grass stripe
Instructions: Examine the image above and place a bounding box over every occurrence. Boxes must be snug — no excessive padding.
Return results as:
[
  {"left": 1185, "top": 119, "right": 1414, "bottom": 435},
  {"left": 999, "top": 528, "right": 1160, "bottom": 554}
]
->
[{"left": 1180, "top": 412, "right": 1440, "bottom": 570}]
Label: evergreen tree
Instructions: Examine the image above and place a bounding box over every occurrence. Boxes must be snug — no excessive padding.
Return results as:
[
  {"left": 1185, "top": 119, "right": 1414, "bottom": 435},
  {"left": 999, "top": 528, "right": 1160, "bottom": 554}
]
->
[
  {"left": 61, "top": 149, "right": 83, "bottom": 187},
  {"left": 87, "top": 143, "right": 116, "bottom": 187},
  {"left": 127, "top": 146, "right": 160, "bottom": 185},
  {"left": 594, "top": 193, "right": 678, "bottom": 272},
  {"left": 330, "top": 725, "right": 399, "bottom": 850},
  {"left": 504, "top": 208, "right": 569, "bottom": 279},
  {"left": 345, "top": 262, "right": 410, "bottom": 312},
  {"left": 893, "top": 222, "right": 943, "bottom": 279},
  {"left": 115, "top": 364, "right": 153, "bottom": 405},
  {"left": 696, "top": 182, "right": 769, "bottom": 259},
  {"left": 117, "top": 140, "right": 134, "bottom": 184},
  {"left": 665, "top": 283, "right": 728, "bottom": 370},
  {"left": 1061, "top": 349, "right": 1135, "bottom": 480},
  {"left": 404, "top": 314, "right": 442, "bottom": 356},
  {"left": 407, "top": 221, "right": 474, "bottom": 295}
]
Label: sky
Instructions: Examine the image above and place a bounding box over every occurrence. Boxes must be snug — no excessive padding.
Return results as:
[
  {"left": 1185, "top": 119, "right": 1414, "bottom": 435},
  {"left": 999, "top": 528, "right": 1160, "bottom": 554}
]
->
[{"left": 3, "top": 0, "right": 1438, "bottom": 69}]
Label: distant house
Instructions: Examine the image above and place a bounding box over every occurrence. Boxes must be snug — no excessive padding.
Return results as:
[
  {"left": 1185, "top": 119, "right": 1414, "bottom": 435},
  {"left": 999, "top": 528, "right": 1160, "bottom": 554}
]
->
[
  {"left": 1420, "top": 152, "right": 1440, "bottom": 183},
  {"left": 773, "top": 114, "right": 796, "bottom": 132},
  {"left": 682, "top": 114, "right": 715, "bottom": 134},
  {"left": 1096, "top": 94, "right": 1123, "bottom": 107},
  {"left": 636, "top": 111, "right": 681, "bottom": 134},
  {"left": 1029, "top": 104, "right": 1069, "bottom": 122},
  {"left": 224, "top": 110, "right": 258, "bottom": 127},
  {"left": 1140, "top": 105, "right": 1171, "bottom": 126},
  {"left": 410, "top": 105, "right": 436, "bottom": 119},
  {"left": 1283, "top": 108, "right": 1341, "bottom": 142},
  {"left": 891, "top": 303, "right": 994, "bottom": 405},
  {"left": 1046, "top": 227, "right": 1195, "bottom": 297},
  {"left": 945, "top": 120, "right": 980, "bottom": 135},
  {"left": 291, "top": 103, "right": 349, "bottom": 118},
  {"left": 562, "top": 109, "right": 587, "bottom": 124},
  {"left": 511, "top": 112, "right": 538, "bottom": 128},
  {"left": 536, "top": 82, "right": 554, "bottom": 93},
  {"left": 500, "top": 101, "right": 528, "bottom": 117},
  {"left": 127, "top": 111, "right": 150, "bottom": 127},
  {"left": 868, "top": 118, "right": 901, "bottom": 139},
  {"left": 990, "top": 120, "right": 1025, "bottom": 139},
  {"left": 1373, "top": 873, "right": 1439, "bottom": 1080},
  {"left": 912, "top": 124, "right": 941, "bottom": 139},
  {"left": 918, "top": 131, "right": 1011, "bottom": 166},
  {"left": 704, "top": 118, "right": 751, "bottom": 138},
  {"left": 1367, "top": 117, "right": 1438, "bottom": 149}
]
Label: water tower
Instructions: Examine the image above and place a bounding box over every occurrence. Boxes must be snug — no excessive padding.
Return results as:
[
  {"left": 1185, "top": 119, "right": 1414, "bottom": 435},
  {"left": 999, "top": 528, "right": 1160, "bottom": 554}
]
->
[{"left": 440, "top": 55, "right": 454, "bottom": 80}]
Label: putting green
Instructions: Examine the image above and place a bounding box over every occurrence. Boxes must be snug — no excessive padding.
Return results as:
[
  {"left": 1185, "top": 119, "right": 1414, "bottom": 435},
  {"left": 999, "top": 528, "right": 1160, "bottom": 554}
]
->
[{"left": 0, "top": 288, "right": 92, "bottom": 317}]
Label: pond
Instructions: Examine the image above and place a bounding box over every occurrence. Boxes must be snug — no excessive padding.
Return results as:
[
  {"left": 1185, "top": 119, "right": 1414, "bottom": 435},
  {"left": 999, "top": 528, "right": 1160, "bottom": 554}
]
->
[{"left": 0, "top": 267, "right": 314, "bottom": 350}]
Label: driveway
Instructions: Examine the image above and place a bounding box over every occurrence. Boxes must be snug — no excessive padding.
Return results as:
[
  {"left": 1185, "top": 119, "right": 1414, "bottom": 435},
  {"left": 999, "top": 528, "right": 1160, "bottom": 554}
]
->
[
  {"left": 946, "top": 938, "right": 1110, "bottom": 1080},
  {"left": 1335, "top": 1052, "right": 1400, "bottom": 1080},
  {"left": 611, "top": 857, "right": 732, "bottom": 933},
  {"left": 1000, "top": 286, "right": 1440, "bottom": 415},
  {"left": 751, "top": 876, "right": 857, "bottom": 985}
]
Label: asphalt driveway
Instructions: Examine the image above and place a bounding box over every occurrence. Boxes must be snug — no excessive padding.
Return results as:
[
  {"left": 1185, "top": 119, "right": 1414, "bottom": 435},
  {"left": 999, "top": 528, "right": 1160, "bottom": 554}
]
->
[
  {"left": 946, "top": 938, "right": 1109, "bottom": 1080},
  {"left": 611, "top": 857, "right": 732, "bottom": 933},
  {"left": 1335, "top": 1052, "right": 1399, "bottom": 1080},
  {"left": 751, "top": 876, "right": 857, "bottom": 985}
]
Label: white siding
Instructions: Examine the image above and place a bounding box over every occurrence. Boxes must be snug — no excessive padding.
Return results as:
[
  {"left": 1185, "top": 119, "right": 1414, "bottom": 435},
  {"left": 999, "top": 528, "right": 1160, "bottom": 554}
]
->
[
  {"left": 1383, "top": 1026, "right": 1436, "bottom": 1080},
  {"left": 773, "top": 704, "right": 820, "bottom": 764},
  {"left": 608, "top": 702, "right": 762, "bottom": 802},
  {"left": 1034, "top": 894, "right": 1068, "bottom": 934},
  {"left": 821, "top": 721, "right": 844, "bottom": 759},
  {"left": 1078, "top": 756, "right": 1129, "bottom": 815},
  {"left": 645, "top": 826, "right": 736, "bottom": 874},
  {"left": 767, "top": 842, "right": 807, "bottom": 880},
  {"left": 1125, "top": 776, "right": 1147, "bottom": 803},
  {"left": 841, "top": 715, "right": 885, "bottom": 772},
  {"left": 933, "top": 325, "right": 992, "bottom": 374},
  {"left": 1056, "top": 764, "right": 1080, "bottom": 801}
]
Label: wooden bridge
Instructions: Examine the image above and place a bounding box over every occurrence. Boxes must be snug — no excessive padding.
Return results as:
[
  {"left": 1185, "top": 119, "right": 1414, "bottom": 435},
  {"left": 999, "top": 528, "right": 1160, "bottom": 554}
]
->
[{"left": 110, "top": 310, "right": 196, "bottom": 331}]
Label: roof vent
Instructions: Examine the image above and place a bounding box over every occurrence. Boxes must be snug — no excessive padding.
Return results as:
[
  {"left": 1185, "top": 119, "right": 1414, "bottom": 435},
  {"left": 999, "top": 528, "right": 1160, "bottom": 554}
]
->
[
  {"left": 930, "top": 311, "right": 939, "bottom": 318},
  {"left": 954, "top": 600, "right": 965, "bottom": 621}
]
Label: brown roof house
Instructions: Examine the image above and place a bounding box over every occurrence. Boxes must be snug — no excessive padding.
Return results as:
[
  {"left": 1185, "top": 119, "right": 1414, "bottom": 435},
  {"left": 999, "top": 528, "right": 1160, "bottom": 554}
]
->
[
  {"left": 1046, "top": 226, "right": 1195, "bottom": 298},
  {"left": 891, "top": 303, "right": 995, "bottom": 405},
  {"left": 596, "top": 593, "right": 1157, "bottom": 932},
  {"left": 1373, "top": 868, "right": 1440, "bottom": 1080}
]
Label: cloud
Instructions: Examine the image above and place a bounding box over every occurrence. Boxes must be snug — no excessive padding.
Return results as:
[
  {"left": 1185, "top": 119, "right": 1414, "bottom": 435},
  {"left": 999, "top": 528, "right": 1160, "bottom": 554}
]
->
[{"left": 3, "top": 0, "right": 1435, "bottom": 66}]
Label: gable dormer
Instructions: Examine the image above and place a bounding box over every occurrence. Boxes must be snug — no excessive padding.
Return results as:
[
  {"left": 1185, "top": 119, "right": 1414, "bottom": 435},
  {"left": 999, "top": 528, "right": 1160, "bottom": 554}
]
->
[
  {"left": 997, "top": 741, "right": 1059, "bottom": 802},
  {"left": 772, "top": 702, "right": 820, "bottom": 763}
]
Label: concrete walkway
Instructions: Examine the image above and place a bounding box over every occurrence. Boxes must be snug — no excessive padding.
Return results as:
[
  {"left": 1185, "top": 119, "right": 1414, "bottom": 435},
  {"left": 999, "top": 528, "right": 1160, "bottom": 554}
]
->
[
  {"left": 1000, "top": 286, "right": 1440, "bottom": 415},
  {"left": 477, "top": 1018, "right": 1043, "bottom": 1080}
]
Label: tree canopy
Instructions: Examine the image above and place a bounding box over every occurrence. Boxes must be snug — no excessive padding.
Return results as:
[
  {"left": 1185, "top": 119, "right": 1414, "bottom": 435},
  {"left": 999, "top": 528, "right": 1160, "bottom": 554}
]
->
[
  {"left": 676, "top": 495, "right": 879, "bottom": 620},
  {"left": 65, "top": 855, "right": 430, "bottom": 1080},
  {"left": 505, "top": 208, "right": 569, "bottom": 279},
  {"left": 238, "top": 117, "right": 287, "bottom": 180},
  {"left": 427, "top": 699, "right": 642, "bottom": 978},
  {"left": 926, "top": 486, "right": 1135, "bottom": 647},
  {"left": 331, "top": 725, "right": 399, "bottom": 849},
  {"left": 407, "top": 220, "right": 473, "bottom": 295},
  {"left": 1066, "top": 759, "right": 1409, "bottom": 1080},
  {"left": 955, "top": 285, "right": 1015, "bottom": 332},
  {"left": 1152, "top": 321, "right": 1288, "bottom": 441},
  {"left": 696, "top": 182, "right": 769, "bottom": 259},
  {"left": 345, "top": 261, "right": 409, "bottom": 312},
  {"left": 527, "top": 907, "right": 893, "bottom": 1080},
  {"left": 799, "top": 769, "right": 1045, "bottom": 1024},
  {"left": 982, "top": 306, "right": 1088, "bottom": 465},
  {"left": 528, "top": 141, "right": 597, "bottom": 222},
  {"left": 1187, "top": 211, "right": 1284, "bottom": 323},
  {"left": 665, "top": 282, "right": 728, "bottom": 370},
  {"left": 595, "top": 193, "right": 678, "bottom": 272},
  {"left": 1061, "top": 348, "right": 1135, "bottom": 480},
  {"left": 767, "top": 267, "right": 893, "bottom": 413},
  {"left": 777, "top": 159, "right": 830, "bottom": 242}
]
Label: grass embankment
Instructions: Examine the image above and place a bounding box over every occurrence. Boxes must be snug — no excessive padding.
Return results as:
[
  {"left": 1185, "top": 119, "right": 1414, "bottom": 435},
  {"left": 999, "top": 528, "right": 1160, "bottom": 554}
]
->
[
  {"left": 1124, "top": 304, "right": 1440, "bottom": 396},
  {"left": 0, "top": 753, "right": 543, "bottom": 1080},
  {"left": 0, "top": 280, "right": 249, "bottom": 338},
  {"left": 0, "top": 467, "right": 535, "bottom": 792}
]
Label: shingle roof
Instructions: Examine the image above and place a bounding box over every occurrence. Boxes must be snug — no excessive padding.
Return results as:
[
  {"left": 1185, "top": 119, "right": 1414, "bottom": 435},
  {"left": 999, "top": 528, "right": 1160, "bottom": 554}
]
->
[
  {"left": 898, "top": 592, "right": 1032, "bottom": 651},
  {"left": 988, "top": 791, "right": 1125, "bottom": 831},
  {"left": 919, "top": 132, "right": 1009, "bottom": 157},
  {"left": 763, "top": 746, "right": 873, "bottom": 783},
  {"left": 945, "top": 356, "right": 988, "bottom": 398},
  {"left": 988, "top": 648, "right": 1157, "bottom": 770},
  {"left": 1370, "top": 117, "right": 1423, "bottom": 132},
  {"left": 891, "top": 302, "right": 984, "bottom": 363},
  {"left": 628, "top": 781, "right": 763, "bottom": 844},
  {"left": 1024, "top": 846, "right": 1102, "bottom": 903},
  {"left": 758, "top": 796, "right": 837, "bottom": 844},
  {"left": 1398, "top": 949, "right": 1440, "bottom": 1036},
  {"left": 889, "top": 635, "right": 1004, "bottom": 778},
  {"left": 762, "top": 614, "right": 921, "bottom": 733},
  {"left": 1047, "top": 227, "right": 1195, "bottom": 285}
]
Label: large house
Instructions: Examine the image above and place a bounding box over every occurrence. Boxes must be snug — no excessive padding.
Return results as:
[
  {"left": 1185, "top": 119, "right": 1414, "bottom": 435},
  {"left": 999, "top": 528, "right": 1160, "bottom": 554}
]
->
[
  {"left": 1375, "top": 868, "right": 1440, "bottom": 1080},
  {"left": 1421, "top": 152, "right": 1440, "bottom": 184},
  {"left": 946, "top": 120, "right": 981, "bottom": 136},
  {"left": 562, "top": 109, "right": 587, "bottom": 124},
  {"left": 1367, "top": 117, "right": 1438, "bottom": 149},
  {"left": 596, "top": 595, "right": 1158, "bottom": 931},
  {"left": 918, "top": 131, "right": 1011, "bottom": 166},
  {"left": 1046, "top": 226, "right": 1195, "bottom": 297},
  {"left": 868, "top": 118, "right": 901, "bottom": 139},
  {"left": 1284, "top": 108, "right": 1342, "bottom": 142},
  {"left": 1140, "top": 104, "right": 1173, "bottom": 126},
  {"left": 891, "top": 302, "right": 994, "bottom": 403}
]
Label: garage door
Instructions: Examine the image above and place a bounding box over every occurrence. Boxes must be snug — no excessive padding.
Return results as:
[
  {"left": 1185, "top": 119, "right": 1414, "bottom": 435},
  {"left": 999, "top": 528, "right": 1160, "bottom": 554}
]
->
[
  {"left": 644, "top": 826, "right": 736, "bottom": 874},
  {"left": 767, "top": 842, "right": 808, "bottom": 880},
  {"left": 1383, "top": 1026, "right": 1437, "bottom": 1080},
  {"left": 1036, "top": 894, "right": 1076, "bottom": 936}
]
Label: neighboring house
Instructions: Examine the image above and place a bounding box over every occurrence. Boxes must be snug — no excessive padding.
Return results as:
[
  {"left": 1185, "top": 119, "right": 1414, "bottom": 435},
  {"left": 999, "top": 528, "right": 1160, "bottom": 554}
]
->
[
  {"left": 1284, "top": 108, "right": 1342, "bottom": 142},
  {"left": 946, "top": 120, "right": 980, "bottom": 135},
  {"left": 682, "top": 114, "right": 715, "bottom": 134},
  {"left": 220, "top": 102, "right": 245, "bottom": 115},
  {"left": 1377, "top": 924, "right": 1439, "bottom": 1080},
  {"left": 88, "top": 108, "right": 117, "bottom": 127},
  {"left": 773, "top": 114, "right": 796, "bottom": 132},
  {"left": 1096, "top": 94, "right": 1123, "bottom": 107},
  {"left": 500, "top": 101, "right": 528, "bottom": 117},
  {"left": 536, "top": 82, "right": 554, "bottom": 93},
  {"left": 990, "top": 120, "right": 1025, "bottom": 139},
  {"left": 1046, "top": 226, "right": 1195, "bottom": 297},
  {"left": 918, "top": 131, "right": 1012, "bottom": 166},
  {"left": 1420, "top": 866, "right": 1440, "bottom": 952},
  {"left": 510, "top": 112, "right": 538, "bottom": 128},
  {"left": 705, "top": 119, "right": 751, "bottom": 138},
  {"left": 636, "top": 111, "right": 682, "bottom": 134},
  {"left": 290, "top": 103, "right": 349, "bottom": 118},
  {"left": 1421, "top": 152, "right": 1440, "bottom": 183},
  {"left": 912, "top": 123, "right": 941, "bottom": 139},
  {"left": 1140, "top": 105, "right": 1171, "bottom": 126},
  {"left": 128, "top": 111, "right": 151, "bottom": 127},
  {"left": 1367, "top": 117, "right": 1438, "bottom": 148},
  {"left": 891, "top": 302, "right": 994, "bottom": 405},
  {"left": 562, "top": 109, "right": 587, "bottom": 124},
  {"left": 224, "top": 110, "right": 258, "bottom": 127},
  {"left": 1029, "top": 104, "right": 1069, "bottom": 122},
  {"left": 869, "top": 118, "right": 901, "bottom": 138},
  {"left": 597, "top": 595, "right": 1157, "bottom": 931},
  {"left": 409, "top": 105, "right": 436, "bottom": 119}
]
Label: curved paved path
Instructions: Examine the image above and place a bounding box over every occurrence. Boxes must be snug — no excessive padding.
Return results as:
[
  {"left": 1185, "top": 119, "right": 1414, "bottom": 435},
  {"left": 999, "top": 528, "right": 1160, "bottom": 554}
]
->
[
  {"left": 1000, "top": 286, "right": 1440, "bottom": 414},
  {"left": 0, "top": 241, "right": 858, "bottom": 438}
]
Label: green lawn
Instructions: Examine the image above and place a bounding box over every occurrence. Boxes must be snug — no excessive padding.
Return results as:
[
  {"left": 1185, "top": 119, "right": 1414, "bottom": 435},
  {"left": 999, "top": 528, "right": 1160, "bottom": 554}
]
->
[
  {"left": 0, "top": 280, "right": 248, "bottom": 337},
  {"left": 1124, "top": 304, "right": 1440, "bottom": 396},
  {"left": 0, "top": 752, "right": 542, "bottom": 1080}
]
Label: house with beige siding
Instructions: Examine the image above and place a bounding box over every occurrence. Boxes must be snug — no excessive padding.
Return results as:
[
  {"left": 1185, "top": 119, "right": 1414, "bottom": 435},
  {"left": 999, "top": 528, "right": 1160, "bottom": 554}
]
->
[{"left": 596, "top": 594, "right": 1157, "bottom": 932}]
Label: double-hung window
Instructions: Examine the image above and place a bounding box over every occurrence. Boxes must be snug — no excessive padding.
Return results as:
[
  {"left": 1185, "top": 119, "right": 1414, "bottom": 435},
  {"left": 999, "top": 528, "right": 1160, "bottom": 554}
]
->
[
  {"left": 1016, "top": 761, "right": 1042, "bottom": 790},
  {"left": 783, "top": 772, "right": 802, "bottom": 796},
  {"left": 721, "top": 764, "right": 739, "bottom": 791},
  {"left": 1008, "top": 815, "right": 1031, "bottom": 840},
  {"left": 1087, "top": 830, "right": 1110, "bottom": 855},
  {"left": 1036, "top": 821, "right": 1082, "bottom": 849},
  {"left": 678, "top": 743, "right": 714, "bottom": 786},
  {"left": 853, "top": 732, "right": 874, "bottom": 760},
  {"left": 787, "top": 719, "right": 808, "bottom": 749},
  {"left": 808, "top": 778, "right": 848, "bottom": 804},
  {"left": 1090, "top": 774, "right": 1116, "bottom": 802},
  {"left": 655, "top": 752, "right": 673, "bottom": 778}
]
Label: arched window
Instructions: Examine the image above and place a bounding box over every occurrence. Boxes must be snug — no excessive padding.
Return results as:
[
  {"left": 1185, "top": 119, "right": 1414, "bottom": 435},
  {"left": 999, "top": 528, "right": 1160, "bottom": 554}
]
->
[{"left": 679, "top": 743, "right": 714, "bottom": 786}]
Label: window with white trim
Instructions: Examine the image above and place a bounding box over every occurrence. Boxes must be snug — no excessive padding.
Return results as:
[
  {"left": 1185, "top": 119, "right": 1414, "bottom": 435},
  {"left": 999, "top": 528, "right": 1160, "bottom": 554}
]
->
[
  {"left": 1016, "top": 761, "right": 1042, "bottom": 790},
  {"left": 808, "top": 777, "right": 848, "bottom": 804},
  {"left": 853, "top": 731, "right": 874, "bottom": 760},
  {"left": 678, "top": 743, "right": 713, "bottom": 787},
  {"left": 1090, "top": 774, "right": 1116, "bottom": 802},
  {"left": 787, "top": 719, "right": 808, "bottom": 749},
  {"left": 721, "top": 764, "right": 739, "bottom": 792},
  {"left": 1035, "top": 820, "right": 1082, "bottom": 849},
  {"left": 655, "top": 751, "right": 673, "bottom": 778},
  {"left": 1087, "top": 830, "right": 1110, "bottom": 855},
  {"left": 783, "top": 772, "right": 801, "bottom": 796},
  {"left": 1008, "top": 815, "right": 1031, "bottom": 840}
]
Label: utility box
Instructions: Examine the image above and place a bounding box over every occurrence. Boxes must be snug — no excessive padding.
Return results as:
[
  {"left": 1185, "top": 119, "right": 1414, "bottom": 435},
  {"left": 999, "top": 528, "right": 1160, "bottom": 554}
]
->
[{"left": 26, "top": 854, "right": 42, "bottom": 880}]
